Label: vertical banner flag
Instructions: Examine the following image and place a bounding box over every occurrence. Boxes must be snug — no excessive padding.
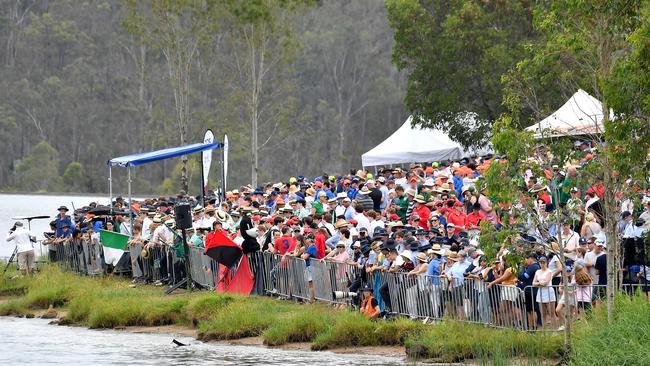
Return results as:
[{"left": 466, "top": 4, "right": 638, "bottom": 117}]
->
[
  {"left": 202, "top": 129, "right": 214, "bottom": 193},
  {"left": 223, "top": 134, "right": 229, "bottom": 192}
]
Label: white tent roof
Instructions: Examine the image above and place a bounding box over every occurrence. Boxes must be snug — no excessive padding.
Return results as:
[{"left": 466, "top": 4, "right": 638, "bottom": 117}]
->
[
  {"left": 525, "top": 89, "right": 610, "bottom": 138},
  {"left": 361, "top": 116, "right": 482, "bottom": 167}
]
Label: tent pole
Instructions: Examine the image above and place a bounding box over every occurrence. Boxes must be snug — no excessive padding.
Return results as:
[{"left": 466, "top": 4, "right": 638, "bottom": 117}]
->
[
  {"left": 221, "top": 145, "right": 226, "bottom": 202},
  {"left": 128, "top": 166, "right": 133, "bottom": 239},
  {"left": 108, "top": 166, "right": 112, "bottom": 207}
]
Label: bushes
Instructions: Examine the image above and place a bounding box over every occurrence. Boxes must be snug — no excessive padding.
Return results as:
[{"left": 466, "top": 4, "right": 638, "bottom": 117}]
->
[
  {"left": 404, "top": 320, "right": 562, "bottom": 363},
  {"left": 570, "top": 295, "right": 650, "bottom": 366}
]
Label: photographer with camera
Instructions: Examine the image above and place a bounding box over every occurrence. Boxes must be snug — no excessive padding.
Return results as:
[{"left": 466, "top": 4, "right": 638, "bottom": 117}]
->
[{"left": 6, "top": 221, "right": 37, "bottom": 277}]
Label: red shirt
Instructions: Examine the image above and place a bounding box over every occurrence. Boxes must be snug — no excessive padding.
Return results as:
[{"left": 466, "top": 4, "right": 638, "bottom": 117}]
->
[
  {"left": 465, "top": 211, "right": 485, "bottom": 229},
  {"left": 274, "top": 235, "right": 296, "bottom": 255},
  {"left": 446, "top": 210, "right": 467, "bottom": 234},
  {"left": 538, "top": 192, "right": 552, "bottom": 205},
  {"left": 314, "top": 232, "right": 327, "bottom": 259},
  {"left": 411, "top": 205, "right": 431, "bottom": 230}
]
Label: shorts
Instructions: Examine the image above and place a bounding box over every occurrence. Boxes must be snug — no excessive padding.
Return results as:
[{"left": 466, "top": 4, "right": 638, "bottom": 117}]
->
[
  {"left": 18, "top": 250, "right": 36, "bottom": 270},
  {"left": 500, "top": 286, "right": 520, "bottom": 302},
  {"left": 524, "top": 287, "right": 536, "bottom": 312},
  {"left": 558, "top": 292, "right": 576, "bottom": 307},
  {"left": 305, "top": 266, "right": 313, "bottom": 282}
]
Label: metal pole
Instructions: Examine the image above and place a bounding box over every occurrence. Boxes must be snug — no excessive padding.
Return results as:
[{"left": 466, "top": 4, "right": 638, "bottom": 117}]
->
[
  {"left": 128, "top": 166, "right": 133, "bottom": 239},
  {"left": 200, "top": 152, "right": 206, "bottom": 207},
  {"left": 109, "top": 166, "right": 113, "bottom": 206},
  {"left": 221, "top": 145, "right": 226, "bottom": 202}
]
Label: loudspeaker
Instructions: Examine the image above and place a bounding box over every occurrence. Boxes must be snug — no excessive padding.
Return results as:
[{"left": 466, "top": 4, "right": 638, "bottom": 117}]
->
[{"left": 174, "top": 203, "right": 193, "bottom": 230}]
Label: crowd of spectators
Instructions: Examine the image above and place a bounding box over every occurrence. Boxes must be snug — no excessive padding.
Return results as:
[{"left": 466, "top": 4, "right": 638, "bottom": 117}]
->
[{"left": 33, "top": 144, "right": 650, "bottom": 329}]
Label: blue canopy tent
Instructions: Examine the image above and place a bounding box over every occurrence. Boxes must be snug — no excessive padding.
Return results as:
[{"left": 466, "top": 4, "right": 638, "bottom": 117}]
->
[{"left": 107, "top": 141, "right": 222, "bottom": 236}]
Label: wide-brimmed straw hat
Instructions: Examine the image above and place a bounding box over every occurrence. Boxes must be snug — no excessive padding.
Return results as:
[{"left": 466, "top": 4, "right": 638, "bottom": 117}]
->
[
  {"left": 416, "top": 252, "right": 429, "bottom": 263},
  {"left": 529, "top": 183, "right": 547, "bottom": 193},
  {"left": 334, "top": 219, "right": 349, "bottom": 229}
]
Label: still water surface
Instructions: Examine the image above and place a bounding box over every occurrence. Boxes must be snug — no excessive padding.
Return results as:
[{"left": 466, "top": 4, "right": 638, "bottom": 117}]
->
[
  {"left": 1, "top": 317, "right": 407, "bottom": 365},
  {"left": 0, "top": 193, "right": 110, "bottom": 258}
]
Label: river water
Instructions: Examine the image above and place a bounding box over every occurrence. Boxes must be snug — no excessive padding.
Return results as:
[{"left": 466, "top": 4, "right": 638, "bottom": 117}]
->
[
  {"left": 0, "top": 317, "right": 407, "bottom": 365},
  {"left": 0, "top": 193, "right": 111, "bottom": 258}
]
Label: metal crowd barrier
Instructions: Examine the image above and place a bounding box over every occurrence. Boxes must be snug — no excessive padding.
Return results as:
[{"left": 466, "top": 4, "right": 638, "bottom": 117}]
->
[
  {"left": 186, "top": 246, "right": 216, "bottom": 289},
  {"left": 48, "top": 240, "right": 103, "bottom": 276},
  {"left": 47, "top": 244, "right": 650, "bottom": 332}
]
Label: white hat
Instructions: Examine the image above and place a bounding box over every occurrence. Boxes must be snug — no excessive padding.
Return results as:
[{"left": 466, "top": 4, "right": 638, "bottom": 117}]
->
[
  {"left": 400, "top": 250, "right": 413, "bottom": 261},
  {"left": 336, "top": 192, "right": 347, "bottom": 199},
  {"left": 424, "top": 179, "right": 435, "bottom": 187}
]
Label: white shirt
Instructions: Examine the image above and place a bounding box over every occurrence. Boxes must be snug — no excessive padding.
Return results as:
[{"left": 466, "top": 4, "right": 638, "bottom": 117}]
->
[
  {"left": 142, "top": 217, "right": 153, "bottom": 238},
  {"left": 585, "top": 196, "right": 599, "bottom": 211},
  {"left": 193, "top": 215, "right": 212, "bottom": 229},
  {"left": 353, "top": 213, "right": 371, "bottom": 233},
  {"left": 559, "top": 230, "right": 579, "bottom": 261},
  {"left": 620, "top": 199, "right": 633, "bottom": 214},
  {"left": 119, "top": 221, "right": 132, "bottom": 236},
  {"left": 6, "top": 227, "right": 36, "bottom": 253},
  {"left": 151, "top": 225, "right": 174, "bottom": 247},
  {"left": 584, "top": 250, "right": 603, "bottom": 285},
  {"left": 369, "top": 219, "right": 385, "bottom": 235}
]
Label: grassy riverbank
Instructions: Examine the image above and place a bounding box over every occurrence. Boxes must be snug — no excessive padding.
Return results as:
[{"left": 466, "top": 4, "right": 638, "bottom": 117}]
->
[{"left": 1, "top": 265, "right": 568, "bottom": 363}]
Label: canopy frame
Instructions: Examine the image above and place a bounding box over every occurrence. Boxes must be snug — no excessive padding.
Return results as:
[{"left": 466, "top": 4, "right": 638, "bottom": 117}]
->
[{"left": 107, "top": 142, "right": 222, "bottom": 237}]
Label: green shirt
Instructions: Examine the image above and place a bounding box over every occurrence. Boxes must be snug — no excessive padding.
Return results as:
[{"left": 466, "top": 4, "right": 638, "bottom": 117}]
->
[{"left": 313, "top": 201, "right": 324, "bottom": 215}]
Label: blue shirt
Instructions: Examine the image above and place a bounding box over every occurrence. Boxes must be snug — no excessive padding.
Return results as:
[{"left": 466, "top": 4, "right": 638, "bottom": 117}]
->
[
  {"left": 304, "top": 244, "right": 318, "bottom": 267},
  {"left": 453, "top": 175, "right": 464, "bottom": 200},
  {"left": 347, "top": 188, "right": 358, "bottom": 200},
  {"left": 448, "top": 260, "right": 471, "bottom": 286},
  {"left": 55, "top": 215, "right": 75, "bottom": 237},
  {"left": 427, "top": 257, "right": 445, "bottom": 285}
]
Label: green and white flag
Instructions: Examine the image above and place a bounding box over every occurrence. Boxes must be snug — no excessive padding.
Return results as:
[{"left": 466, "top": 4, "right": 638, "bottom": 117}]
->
[{"left": 100, "top": 229, "right": 129, "bottom": 266}]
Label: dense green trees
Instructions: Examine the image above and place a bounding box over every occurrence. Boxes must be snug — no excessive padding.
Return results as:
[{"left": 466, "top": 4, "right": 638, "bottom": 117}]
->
[
  {"left": 0, "top": 0, "right": 406, "bottom": 194},
  {"left": 385, "top": 0, "right": 538, "bottom": 148}
]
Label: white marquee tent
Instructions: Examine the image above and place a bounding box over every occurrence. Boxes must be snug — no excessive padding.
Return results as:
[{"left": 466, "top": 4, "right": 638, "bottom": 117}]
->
[
  {"left": 525, "top": 89, "right": 612, "bottom": 138},
  {"left": 361, "top": 116, "right": 486, "bottom": 167}
]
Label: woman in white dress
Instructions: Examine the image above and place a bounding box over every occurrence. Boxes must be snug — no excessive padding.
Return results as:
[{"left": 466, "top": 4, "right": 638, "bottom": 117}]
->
[{"left": 533, "top": 256, "right": 558, "bottom": 329}]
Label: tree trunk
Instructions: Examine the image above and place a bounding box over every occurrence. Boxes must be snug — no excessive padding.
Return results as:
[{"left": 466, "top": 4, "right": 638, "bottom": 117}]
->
[
  {"left": 553, "top": 189, "right": 571, "bottom": 354},
  {"left": 602, "top": 148, "right": 620, "bottom": 325}
]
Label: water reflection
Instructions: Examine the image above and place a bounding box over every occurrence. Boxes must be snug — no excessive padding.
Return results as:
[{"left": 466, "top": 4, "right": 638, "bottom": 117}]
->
[{"left": 1, "top": 317, "right": 407, "bottom": 365}]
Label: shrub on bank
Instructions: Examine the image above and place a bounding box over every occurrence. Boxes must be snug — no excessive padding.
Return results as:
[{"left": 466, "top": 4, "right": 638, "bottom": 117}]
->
[
  {"left": 262, "top": 307, "right": 333, "bottom": 346},
  {"left": 570, "top": 294, "right": 650, "bottom": 366},
  {"left": 404, "top": 320, "right": 562, "bottom": 363}
]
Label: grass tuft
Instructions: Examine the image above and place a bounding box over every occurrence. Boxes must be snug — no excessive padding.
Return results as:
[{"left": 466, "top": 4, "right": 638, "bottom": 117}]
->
[
  {"left": 374, "top": 317, "right": 425, "bottom": 346},
  {"left": 184, "top": 293, "right": 237, "bottom": 326},
  {"left": 570, "top": 294, "right": 650, "bottom": 366},
  {"left": 404, "top": 320, "right": 562, "bottom": 363},
  {"left": 198, "top": 299, "right": 280, "bottom": 340},
  {"left": 311, "top": 311, "right": 379, "bottom": 350},
  {"left": 262, "top": 308, "right": 333, "bottom": 346}
]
